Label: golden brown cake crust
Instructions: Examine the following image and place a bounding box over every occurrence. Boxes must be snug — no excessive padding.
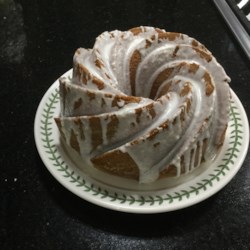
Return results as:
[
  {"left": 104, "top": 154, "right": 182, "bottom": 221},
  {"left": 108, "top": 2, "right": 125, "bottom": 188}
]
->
[{"left": 92, "top": 150, "right": 140, "bottom": 179}]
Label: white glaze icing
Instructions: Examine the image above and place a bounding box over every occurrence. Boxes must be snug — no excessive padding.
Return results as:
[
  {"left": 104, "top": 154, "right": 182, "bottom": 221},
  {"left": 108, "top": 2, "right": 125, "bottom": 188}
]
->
[{"left": 55, "top": 26, "right": 230, "bottom": 183}]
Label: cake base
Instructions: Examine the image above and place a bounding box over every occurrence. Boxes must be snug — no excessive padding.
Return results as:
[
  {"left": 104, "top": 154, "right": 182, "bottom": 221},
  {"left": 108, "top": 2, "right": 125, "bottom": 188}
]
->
[{"left": 60, "top": 137, "right": 214, "bottom": 191}]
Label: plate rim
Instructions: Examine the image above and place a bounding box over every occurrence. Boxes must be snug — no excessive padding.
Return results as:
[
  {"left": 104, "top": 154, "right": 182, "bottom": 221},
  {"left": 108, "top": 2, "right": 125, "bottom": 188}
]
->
[{"left": 34, "top": 70, "right": 249, "bottom": 214}]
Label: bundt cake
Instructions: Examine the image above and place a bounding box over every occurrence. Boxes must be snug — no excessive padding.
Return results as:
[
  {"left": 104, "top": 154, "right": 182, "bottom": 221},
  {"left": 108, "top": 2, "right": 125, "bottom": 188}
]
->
[{"left": 55, "top": 26, "right": 230, "bottom": 183}]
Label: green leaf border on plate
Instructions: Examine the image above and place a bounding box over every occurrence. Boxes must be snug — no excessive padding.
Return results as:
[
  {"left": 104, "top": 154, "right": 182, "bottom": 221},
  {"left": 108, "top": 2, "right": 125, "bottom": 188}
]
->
[{"left": 40, "top": 89, "right": 242, "bottom": 207}]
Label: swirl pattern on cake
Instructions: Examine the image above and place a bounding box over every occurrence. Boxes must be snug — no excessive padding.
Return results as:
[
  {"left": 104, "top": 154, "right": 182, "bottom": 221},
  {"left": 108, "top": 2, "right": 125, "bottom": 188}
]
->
[{"left": 55, "top": 26, "right": 230, "bottom": 183}]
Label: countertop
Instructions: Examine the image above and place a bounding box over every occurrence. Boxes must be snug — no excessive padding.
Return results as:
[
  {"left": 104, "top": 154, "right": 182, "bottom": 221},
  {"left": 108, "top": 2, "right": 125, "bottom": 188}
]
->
[{"left": 1, "top": 0, "right": 250, "bottom": 249}]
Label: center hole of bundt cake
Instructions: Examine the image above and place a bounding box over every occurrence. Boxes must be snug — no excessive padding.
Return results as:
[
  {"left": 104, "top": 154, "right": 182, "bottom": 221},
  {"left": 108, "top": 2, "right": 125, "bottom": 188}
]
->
[{"left": 119, "top": 80, "right": 159, "bottom": 101}]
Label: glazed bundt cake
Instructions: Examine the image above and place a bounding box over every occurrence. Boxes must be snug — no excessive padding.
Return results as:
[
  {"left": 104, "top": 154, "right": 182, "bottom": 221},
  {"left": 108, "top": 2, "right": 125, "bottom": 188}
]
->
[{"left": 55, "top": 26, "right": 230, "bottom": 183}]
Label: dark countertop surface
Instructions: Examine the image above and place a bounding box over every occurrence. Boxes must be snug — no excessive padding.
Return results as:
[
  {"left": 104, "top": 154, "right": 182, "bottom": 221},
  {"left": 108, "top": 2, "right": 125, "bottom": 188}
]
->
[{"left": 1, "top": 0, "right": 250, "bottom": 249}]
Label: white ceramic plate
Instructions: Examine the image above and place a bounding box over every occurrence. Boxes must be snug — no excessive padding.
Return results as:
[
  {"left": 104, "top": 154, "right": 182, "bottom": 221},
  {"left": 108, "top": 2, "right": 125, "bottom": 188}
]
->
[{"left": 34, "top": 69, "right": 249, "bottom": 214}]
